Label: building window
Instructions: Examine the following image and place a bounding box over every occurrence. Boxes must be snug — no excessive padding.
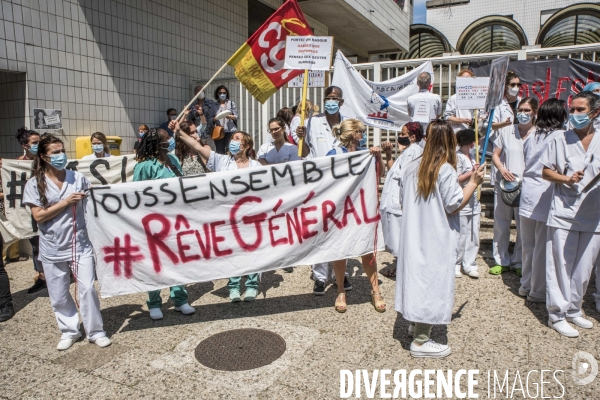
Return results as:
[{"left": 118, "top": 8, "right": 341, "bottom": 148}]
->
[
  {"left": 457, "top": 16, "right": 527, "bottom": 54},
  {"left": 537, "top": 5, "right": 600, "bottom": 48},
  {"left": 399, "top": 24, "right": 453, "bottom": 59}
]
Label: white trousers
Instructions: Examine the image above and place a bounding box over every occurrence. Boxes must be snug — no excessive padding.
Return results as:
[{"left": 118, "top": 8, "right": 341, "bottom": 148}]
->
[
  {"left": 493, "top": 186, "right": 522, "bottom": 267},
  {"left": 546, "top": 226, "right": 600, "bottom": 322},
  {"left": 594, "top": 258, "right": 600, "bottom": 307},
  {"left": 456, "top": 213, "right": 480, "bottom": 273},
  {"left": 312, "top": 262, "right": 348, "bottom": 282},
  {"left": 519, "top": 216, "right": 547, "bottom": 300},
  {"left": 43, "top": 256, "right": 106, "bottom": 340}
]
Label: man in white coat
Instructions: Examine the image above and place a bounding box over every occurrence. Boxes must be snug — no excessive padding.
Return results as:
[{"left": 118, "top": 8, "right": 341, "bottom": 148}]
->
[
  {"left": 296, "top": 86, "right": 352, "bottom": 295},
  {"left": 407, "top": 72, "right": 442, "bottom": 134}
]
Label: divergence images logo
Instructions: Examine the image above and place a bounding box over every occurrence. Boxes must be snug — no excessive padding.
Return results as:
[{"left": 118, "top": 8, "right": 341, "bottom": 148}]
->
[{"left": 572, "top": 351, "right": 598, "bottom": 386}]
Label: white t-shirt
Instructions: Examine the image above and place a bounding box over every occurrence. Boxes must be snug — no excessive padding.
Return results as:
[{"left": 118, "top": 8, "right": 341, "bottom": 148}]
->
[
  {"left": 81, "top": 152, "right": 111, "bottom": 160},
  {"left": 206, "top": 151, "right": 261, "bottom": 172},
  {"left": 456, "top": 151, "right": 481, "bottom": 216},
  {"left": 258, "top": 142, "right": 301, "bottom": 164},
  {"left": 541, "top": 129, "right": 600, "bottom": 232},
  {"left": 519, "top": 129, "right": 565, "bottom": 221},
  {"left": 22, "top": 170, "right": 93, "bottom": 263},
  {"left": 493, "top": 124, "right": 526, "bottom": 184}
]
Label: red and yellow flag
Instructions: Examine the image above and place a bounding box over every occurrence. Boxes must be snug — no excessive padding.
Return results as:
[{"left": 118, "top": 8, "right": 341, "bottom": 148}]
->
[{"left": 227, "top": 0, "right": 313, "bottom": 103}]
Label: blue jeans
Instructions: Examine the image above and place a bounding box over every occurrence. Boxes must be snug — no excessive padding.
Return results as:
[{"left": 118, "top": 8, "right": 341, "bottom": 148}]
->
[{"left": 228, "top": 274, "right": 259, "bottom": 291}]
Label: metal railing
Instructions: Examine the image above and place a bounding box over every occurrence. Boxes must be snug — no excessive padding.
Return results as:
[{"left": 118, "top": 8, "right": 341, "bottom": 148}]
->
[{"left": 226, "top": 43, "right": 600, "bottom": 150}]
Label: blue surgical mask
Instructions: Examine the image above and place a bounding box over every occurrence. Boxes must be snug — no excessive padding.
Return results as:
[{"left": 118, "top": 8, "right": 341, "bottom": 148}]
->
[
  {"left": 517, "top": 113, "right": 531, "bottom": 125},
  {"left": 570, "top": 113, "right": 592, "bottom": 130},
  {"left": 219, "top": 93, "right": 227, "bottom": 101},
  {"left": 229, "top": 140, "right": 241, "bottom": 155},
  {"left": 49, "top": 153, "right": 67, "bottom": 170},
  {"left": 167, "top": 137, "right": 175, "bottom": 152},
  {"left": 139, "top": 131, "right": 146, "bottom": 137},
  {"left": 92, "top": 144, "right": 104, "bottom": 153},
  {"left": 29, "top": 144, "right": 38, "bottom": 154},
  {"left": 359, "top": 132, "right": 367, "bottom": 148},
  {"left": 325, "top": 100, "right": 340, "bottom": 115}
]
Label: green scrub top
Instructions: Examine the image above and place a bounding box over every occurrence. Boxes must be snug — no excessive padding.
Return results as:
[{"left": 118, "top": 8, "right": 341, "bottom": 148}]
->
[{"left": 133, "top": 154, "right": 182, "bottom": 181}]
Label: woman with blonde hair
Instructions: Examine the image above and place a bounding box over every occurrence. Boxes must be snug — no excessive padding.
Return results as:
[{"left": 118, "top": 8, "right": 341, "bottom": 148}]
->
[
  {"left": 82, "top": 132, "right": 111, "bottom": 159},
  {"left": 324, "top": 119, "right": 386, "bottom": 313},
  {"left": 395, "top": 120, "right": 485, "bottom": 358}
]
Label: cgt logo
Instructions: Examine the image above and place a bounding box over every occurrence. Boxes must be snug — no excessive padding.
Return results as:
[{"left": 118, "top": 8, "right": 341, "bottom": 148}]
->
[{"left": 572, "top": 351, "right": 598, "bottom": 385}]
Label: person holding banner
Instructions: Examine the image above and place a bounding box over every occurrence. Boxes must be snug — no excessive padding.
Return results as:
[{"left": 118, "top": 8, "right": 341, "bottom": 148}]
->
[
  {"left": 541, "top": 91, "right": 600, "bottom": 337},
  {"left": 296, "top": 86, "right": 353, "bottom": 295},
  {"left": 133, "top": 128, "right": 196, "bottom": 320},
  {"left": 444, "top": 69, "right": 476, "bottom": 133},
  {"left": 396, "top": 120, "right": 485, "bottom": 358},
  {"left": 170, "top": 119, "right": 262, "bottom": 302},
  {"left": 15, "top": 127, "right": 46, "bottom": 294},
  {"left": 188, "top": 86, "right": 216, "bottom": 151},
  {"left": 518, "top": 99, "right": 566, "bottom": 303},
  {"left": 324, "top": 119, "right": 386, "bottom": 313},
  {"left": 22, "top": 133, "right": 111, "bottom": 350},
  {"left": 82, "top": 132, "right": 111, "bottom": 160},
  {"left": 258, "top": 117, "right": 305, "bottom": 165},
  {"left": 175, "top": 121, "right": 207, "bottom": 176},
  {"left": 379, "top": 122, "right": 424, "bottom": 278}
]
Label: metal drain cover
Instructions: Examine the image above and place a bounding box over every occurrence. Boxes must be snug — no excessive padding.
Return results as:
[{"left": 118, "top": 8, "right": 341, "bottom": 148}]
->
[{"left": 195, "top": 328, "right": 286, "bottom": 371}]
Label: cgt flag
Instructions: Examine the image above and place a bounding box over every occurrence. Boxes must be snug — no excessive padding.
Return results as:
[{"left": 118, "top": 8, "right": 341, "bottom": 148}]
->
[{"left": 227, "top": 0, "right": 312, "bottom": 103}]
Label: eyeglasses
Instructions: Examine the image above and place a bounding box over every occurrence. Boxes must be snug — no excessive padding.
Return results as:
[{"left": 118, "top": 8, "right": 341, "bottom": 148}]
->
[
  {"left": 269, "top": 127, "right": 283, "bottom": 133},
  {"left": 508, "top": 83, "right": 522, "bottom": 88}
]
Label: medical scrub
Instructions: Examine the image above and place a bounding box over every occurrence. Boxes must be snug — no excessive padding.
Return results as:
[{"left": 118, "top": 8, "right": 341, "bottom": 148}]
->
[
  {"left": 519, "top": 129, "right": 564, "bottom": 300},
  {"left": 23, "top": 170, "right": 107, "bottom": 341},
  {"left": 257, "top": 141, "right": 301, "bottom": 164},
  {"left": 492, "top": 123, "right": 525, "bottom": 269},
  {"left": 455, "top": 151, "right": 481, "bottom": 274},
  {"left": 380, "top": 144, "right": 423, "bottom": 256},
  {"left": 133, "top": 155, "right": 189, "bottom": 310},
  {"left": 541, "top": 129, "right": 600, "bottom": 323},
  {"left": 206, "top": 151, "right": 261, "bottom": 292}
]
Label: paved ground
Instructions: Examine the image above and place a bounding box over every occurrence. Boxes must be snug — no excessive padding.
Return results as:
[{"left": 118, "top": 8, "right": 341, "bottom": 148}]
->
[{"left": 1, "top": 248, "right": 600, "bottom": 399}]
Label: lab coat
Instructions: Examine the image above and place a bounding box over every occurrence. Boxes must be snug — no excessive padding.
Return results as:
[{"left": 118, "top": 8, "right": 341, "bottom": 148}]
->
[
  {"left": 257, "top": 142, "right": 301, "bottom": 164},
  {"left": 395, "top": 160, "right": 463, "bottom": 324},
  {"left": 490, "top": 97, "right": 520, "bottom": 186},
  {"left": 407, "top": 90, "right": 442, "bottom": 133},
  {"left": 302, "top": 113, "right": 347, "bottom": 159},
  {"left": 380, "top": 144, "right": 423, "bottom": 256}
]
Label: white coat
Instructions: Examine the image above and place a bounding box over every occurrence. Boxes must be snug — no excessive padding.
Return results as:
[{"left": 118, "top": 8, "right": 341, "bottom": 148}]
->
[
  {"left": 395, "top": 160, "right": 464, "bottom": 324},
  {"left": 380, "top": 144, "right": 424, "bottom": 256},
  {"left": 302, "top": 113, "right": 347, "bottom": 159}
]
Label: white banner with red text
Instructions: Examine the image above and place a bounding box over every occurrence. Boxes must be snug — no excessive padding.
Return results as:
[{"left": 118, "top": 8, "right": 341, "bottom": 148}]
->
[{"left": 86, "top": 152, "right": 383, "bottom": 298}]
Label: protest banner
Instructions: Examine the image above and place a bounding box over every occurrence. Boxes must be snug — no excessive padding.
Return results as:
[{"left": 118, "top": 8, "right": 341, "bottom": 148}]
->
[
  {"left": 1, "top": 155, "right": 136, "bottom": 241},
  {"left": 332, "top": 51, "right": 434, "bottom": 131},
  {"left": 85, "top": 151, "right": 383, "bottom": 298},
  {"left": 283, "top": 36, "right": 334, "bottom": 71},
  {"left": 471, "top": 59, "right": 600, "bottom": 106},
  {"left": 455, "top": 77, "right": 490, "bottom": 109}
]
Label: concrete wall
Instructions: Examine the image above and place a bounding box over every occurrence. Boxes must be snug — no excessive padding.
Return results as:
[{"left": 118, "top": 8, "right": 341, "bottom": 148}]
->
[{"left": 0, "top": 71, "right": 26, "bottom": 158}]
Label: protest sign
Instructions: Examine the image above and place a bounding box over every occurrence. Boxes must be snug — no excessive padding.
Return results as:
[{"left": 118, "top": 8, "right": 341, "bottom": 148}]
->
[
  {"left": 288, "top": 70, "right": 328, "bottom": 88},
  {"left": 33, "top": 108, "right": 62, "bottom": 130},
  {"left": 85, "top": 152, "right": 383, "bottom": 298},
  {"left": 484, "top": 56, "right": 510, "bottom": 113},
  {"left": 284, "top": 36, "right": 334, "bottom": 71},
  {"left": 332, "top": 51, "right": 434, "bottom": 131},
  {"left": 1, "top": 155, "right": 136, "bottom": 240},
  {"left": 456, "top": 77, "right": 490, "bottom": 109}
]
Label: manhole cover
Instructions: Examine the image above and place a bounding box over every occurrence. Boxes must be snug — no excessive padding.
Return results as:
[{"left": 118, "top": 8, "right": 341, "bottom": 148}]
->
[{"left": 195, "top": 328, "right": 286, "bottom": 371}]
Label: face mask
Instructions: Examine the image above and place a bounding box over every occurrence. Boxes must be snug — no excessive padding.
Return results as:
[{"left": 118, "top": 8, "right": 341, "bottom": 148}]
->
[
  {"left": 49, "top": 153, "right": 67, "bottom": 170},
  {"left": 397, "top": 136, "right": 411, "bottom": 146},
  {"left": 517, "top": 113, "right": 531, "bottom": 125},
  {"left": 570, "top": 113, "right": 592, "bottom": 130},
  {"left": 139, "top": 131, "right": 146, "bottom": 137},
  {"left": 29, "top": 144, "right": 38, "bottom": 155},
  {"left": 167, "top": 137, "right": 176, "bottom": 152},
  {"left": 219, "top": 93, "right": 227, "bottom": 101},
  {"left": 92, "top": 144, "right": 104, "bottom": 153},
  {"left": 325, "top": 100, "right": 340, "bottom": 115},
  {"left": 169, "top": 115, "right": 177, "bottom": 121},
  {"left": 229, "top": 140, "right": 241, "bottom": 155},
  {"left": 199, "top": 91, "right": 205, "bottom": 100},
  {"left": 359, "top": 132, "right": 367, "bottom": 148},
  {"left": 508, "top": 86, "right": 520, "bottom": 97}
]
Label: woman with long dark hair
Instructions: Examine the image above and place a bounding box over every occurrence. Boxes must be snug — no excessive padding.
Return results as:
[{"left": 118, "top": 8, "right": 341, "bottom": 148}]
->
[
  {"left": 22, "top": 134, "right": 111, "bottom": 350},
  {"left": 209, "top": 85, "right": 238, "bottom": 154},
  {"left": 133, "top": 128, "right": 196, "bottom": 320},
  {"left": 395, "top": 120, "right": 484, "bottom": 358},
  {"left": 518, "top": 99, "right": 566, "bottom": 303},
  {"left": 175, "top": 121, "right": 207, "bottom": 176}
]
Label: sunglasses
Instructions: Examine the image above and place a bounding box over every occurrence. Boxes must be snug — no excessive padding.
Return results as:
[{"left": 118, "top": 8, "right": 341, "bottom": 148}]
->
[{"left": 508, "top": 83, "right": 522, "bottom": 88}]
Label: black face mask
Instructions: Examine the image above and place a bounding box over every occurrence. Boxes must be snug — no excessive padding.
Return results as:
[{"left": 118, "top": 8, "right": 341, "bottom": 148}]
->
[{"left": 397, "top": 136, "right": 411, "bottom": 146}]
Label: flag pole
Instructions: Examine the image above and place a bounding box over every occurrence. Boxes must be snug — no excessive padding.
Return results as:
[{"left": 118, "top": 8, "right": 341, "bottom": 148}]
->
[
  {"left": 297, "top": 69, "right": 309, "bottom": 157},
  {"left": 474, "top": 109, "right": 481, "bottom": 200},
  {"left": 176, "top": 61, "right": 230, "bottom": 123}
]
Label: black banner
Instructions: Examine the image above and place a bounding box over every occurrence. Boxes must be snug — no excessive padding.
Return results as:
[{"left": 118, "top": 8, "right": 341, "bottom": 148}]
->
[{"left": 471, "top": 59, "right": 600, "bottom": 106}]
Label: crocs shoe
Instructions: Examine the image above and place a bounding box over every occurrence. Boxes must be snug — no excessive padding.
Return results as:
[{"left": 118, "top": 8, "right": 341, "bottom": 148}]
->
[
  {"left": 567, "top": 316, "right": 593, "bottom": 329},
  {"left": 548, "top": 319, "right": 579, "bottom": 338},
  {"left": 90, "top": 336, "right": 112, "bottom": 348},
  {"left": 514, "top": 268, "right": 522, "bottom": 277},
  {"left": 488, "top": 265, "right": 510, "bottom": 275}
]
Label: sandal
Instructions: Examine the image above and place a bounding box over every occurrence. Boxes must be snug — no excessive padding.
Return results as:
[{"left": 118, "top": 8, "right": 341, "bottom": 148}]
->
[
  {"left": 371, "top": 291, "right": 386, "bottom": 313},
  {"left": 382, "top": 268, "right": 396, "bottom": 278},
  {"left": 488, "top": 265, "right": 510, "bottom": 275},
  {"left": 335, "top": 293, "right": 347, "bottom": 313}
]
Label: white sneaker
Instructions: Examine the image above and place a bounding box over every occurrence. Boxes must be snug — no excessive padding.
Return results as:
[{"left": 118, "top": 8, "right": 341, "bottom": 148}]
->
[
  {"left": 149, "top": 308, "right": 163, "bottom": 320},
  {"left": 174, "top": 303, "right": 196, "bottom": 315},
  {"left": 467, "top": 270, "right": 479, "bottom": 278},
  {"left": 410, "top": 340, "right": 451, "bottom": 358},
  {"left": 90, "top": 336, "right": 112, "bottom": 348},
  {"left": 455, "top": 266, "right": 462, "bottom": 278},
  {"left": 408, "top": 323, "right": 415, "bottom": 337},
  {"left": 567, "top": 316, "right": 593, "bottom": 329},
  {"left": 57, "top": 333, "right": 82, "bottom": 351},
  {"left": 518, "top": 287, "right": 529, "bottom": 297},
  {"left": 527, "top": 295, "right": 545, "bottom": 303},
  {"left": 548, "top": 319, "right": 579, "bottom": 338}
]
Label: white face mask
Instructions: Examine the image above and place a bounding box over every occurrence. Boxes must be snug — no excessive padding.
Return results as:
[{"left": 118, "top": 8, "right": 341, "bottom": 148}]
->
[{"left": 508, "top": 86, "right": 520, "bottom": 97}]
